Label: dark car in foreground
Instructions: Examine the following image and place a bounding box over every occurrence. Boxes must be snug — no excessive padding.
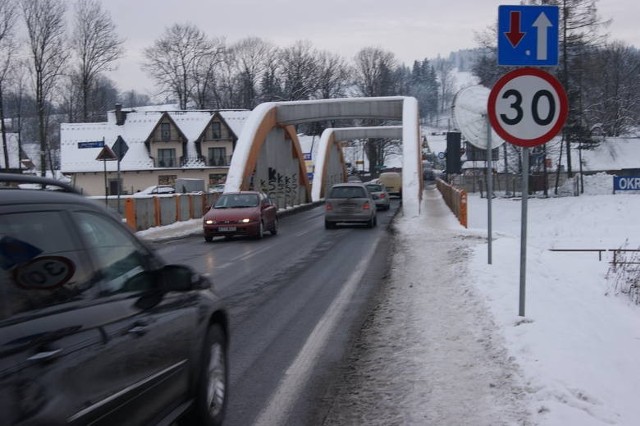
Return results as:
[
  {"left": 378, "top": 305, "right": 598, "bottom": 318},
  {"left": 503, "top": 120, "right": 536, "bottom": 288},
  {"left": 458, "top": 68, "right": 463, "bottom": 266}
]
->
[
  {"left": 0, "top": 173, "right": 229, "bottom": 426},
  {"left": 203, "top": 191, "right": 278, "bottom": 241},
  {"left": 324, "top": 182, "right": 377, "bottom": 229}
]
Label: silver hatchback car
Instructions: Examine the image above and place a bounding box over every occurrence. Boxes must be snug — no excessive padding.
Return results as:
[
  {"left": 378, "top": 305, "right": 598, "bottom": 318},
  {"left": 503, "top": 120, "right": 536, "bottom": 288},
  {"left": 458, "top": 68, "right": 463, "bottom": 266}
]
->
[{"left": 324, "top": 182, "right": 377, "bottom": 229}]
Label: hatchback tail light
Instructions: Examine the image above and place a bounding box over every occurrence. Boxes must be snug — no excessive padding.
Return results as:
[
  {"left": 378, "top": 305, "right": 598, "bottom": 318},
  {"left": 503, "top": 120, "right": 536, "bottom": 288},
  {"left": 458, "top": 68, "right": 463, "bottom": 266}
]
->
[
  {"left": 363, "top": 202, "right": 371, "bottom": 210},
  {"left": 325, "top": 203, "right": 333, "bottom": 211}
]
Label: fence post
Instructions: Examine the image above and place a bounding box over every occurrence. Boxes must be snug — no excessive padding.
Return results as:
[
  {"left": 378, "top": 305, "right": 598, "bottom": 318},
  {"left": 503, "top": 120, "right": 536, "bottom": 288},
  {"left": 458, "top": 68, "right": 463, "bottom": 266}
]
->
[{"left": 460, "top": 190, "right": 468, "bottom": 228}]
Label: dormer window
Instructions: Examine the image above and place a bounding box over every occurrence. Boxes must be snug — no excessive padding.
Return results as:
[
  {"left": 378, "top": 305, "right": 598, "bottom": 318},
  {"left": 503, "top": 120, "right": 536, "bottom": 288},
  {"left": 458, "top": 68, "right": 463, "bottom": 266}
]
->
[
  {"left": 211, "top": 122, "right": 221, "bottom": 139},
  {"left": 161, "top": 123, "right": 170, "bottom": 141}
]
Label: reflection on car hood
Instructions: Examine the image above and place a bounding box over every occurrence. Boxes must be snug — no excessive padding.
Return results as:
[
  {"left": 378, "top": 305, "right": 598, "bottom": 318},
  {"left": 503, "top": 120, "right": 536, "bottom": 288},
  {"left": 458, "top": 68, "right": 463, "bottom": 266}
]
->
[{"left": 205, "top": 206, "right": 260, "bottom": 220}]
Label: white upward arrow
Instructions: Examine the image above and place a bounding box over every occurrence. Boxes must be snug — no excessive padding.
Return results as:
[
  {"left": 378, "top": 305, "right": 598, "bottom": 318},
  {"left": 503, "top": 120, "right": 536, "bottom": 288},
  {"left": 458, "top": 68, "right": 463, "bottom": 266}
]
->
[{"left": 533, "top": 12, "right": 553, "bottom": 60}]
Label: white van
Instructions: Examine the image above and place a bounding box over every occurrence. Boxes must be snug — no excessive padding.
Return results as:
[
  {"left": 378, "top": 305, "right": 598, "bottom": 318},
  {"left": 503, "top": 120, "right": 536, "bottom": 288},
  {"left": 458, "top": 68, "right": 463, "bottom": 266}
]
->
[{"left": 377, "top": 172, "right": 402, "bottom": 198}]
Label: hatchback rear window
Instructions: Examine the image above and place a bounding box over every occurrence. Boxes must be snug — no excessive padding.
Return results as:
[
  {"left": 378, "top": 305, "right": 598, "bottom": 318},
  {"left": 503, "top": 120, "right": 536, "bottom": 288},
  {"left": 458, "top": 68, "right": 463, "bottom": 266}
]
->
[{"left": 329, "top": 186, "right": 367, "bottom": 199}]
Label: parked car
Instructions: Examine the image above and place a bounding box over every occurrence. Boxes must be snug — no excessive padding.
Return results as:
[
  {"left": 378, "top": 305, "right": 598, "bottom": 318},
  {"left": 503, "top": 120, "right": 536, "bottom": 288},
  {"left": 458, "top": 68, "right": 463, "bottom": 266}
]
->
[
  {"left": 0, "top": 173, "right": 229, "bottom": 426},
  {"left": 324, "top": 182, "right": 377, "bottom": 229},
  {"left": 377, "top": 172, "right": 402, "bottom": 198},
  {"left": 365, "top": 182, "right": 391, "bottom": 210},
  {"left": 203, "top": 191, "right": 278, "bottom": 241},
  {"left": 209, "top": 183, "right": 226, "bottom": 193},
  {"left": 133, "top": 184, "right": 175, "bottom": 197}
]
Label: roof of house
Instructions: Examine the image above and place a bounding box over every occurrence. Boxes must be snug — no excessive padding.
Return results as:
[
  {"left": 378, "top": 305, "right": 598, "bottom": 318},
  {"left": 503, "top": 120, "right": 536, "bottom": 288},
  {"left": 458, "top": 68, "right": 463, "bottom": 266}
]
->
[
  {"left": 579, "top": 137, "right": 640, "bottom": 172},
  {"left": 60, "top": 107, "right": 251, "bottom": 173}
]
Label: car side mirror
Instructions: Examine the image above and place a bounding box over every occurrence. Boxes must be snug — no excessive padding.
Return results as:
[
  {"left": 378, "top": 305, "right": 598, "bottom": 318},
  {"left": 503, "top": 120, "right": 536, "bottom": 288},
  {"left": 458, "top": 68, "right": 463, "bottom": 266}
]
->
[{"left": 162, "top": 264, "right": 211, "bottom": 292}]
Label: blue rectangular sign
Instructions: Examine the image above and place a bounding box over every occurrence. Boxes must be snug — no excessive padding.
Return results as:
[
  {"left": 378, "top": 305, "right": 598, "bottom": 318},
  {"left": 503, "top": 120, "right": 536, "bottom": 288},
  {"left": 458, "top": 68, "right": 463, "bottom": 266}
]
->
[
  {"left": 78, "top": 141, "right": 104, "bottom": 149},
  {"left": 498, "top": 5, "right": 559, "bottom": 66},
  {"left": 614, "top": 176, "right": 640, "bottom": 191}
]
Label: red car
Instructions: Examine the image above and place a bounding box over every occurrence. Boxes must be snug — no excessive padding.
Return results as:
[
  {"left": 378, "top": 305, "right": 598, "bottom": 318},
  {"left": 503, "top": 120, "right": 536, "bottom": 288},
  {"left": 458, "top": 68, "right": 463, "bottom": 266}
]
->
[{"left": 203, "top": 191, "right": 278, "bottom": 241}]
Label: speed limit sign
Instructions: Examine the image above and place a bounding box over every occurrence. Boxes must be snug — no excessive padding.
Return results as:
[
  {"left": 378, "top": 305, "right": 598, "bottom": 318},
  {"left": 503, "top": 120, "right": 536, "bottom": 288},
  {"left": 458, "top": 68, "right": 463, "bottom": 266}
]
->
[{"left": 488, "top": 67, "right": 568, "bottom": 147}]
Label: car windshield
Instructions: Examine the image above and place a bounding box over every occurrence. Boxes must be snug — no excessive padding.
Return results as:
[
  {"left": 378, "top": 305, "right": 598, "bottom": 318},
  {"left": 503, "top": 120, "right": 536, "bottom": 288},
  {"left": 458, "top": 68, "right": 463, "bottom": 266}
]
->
[
  {"left": 330, "top": 186, "right": 367, "bottom": 199},
  {"left": 366, "top": 184, "right": 384, "bottom": 192},
  {"left": 214, "top": 193, "right": 260, "bottom": 208}
]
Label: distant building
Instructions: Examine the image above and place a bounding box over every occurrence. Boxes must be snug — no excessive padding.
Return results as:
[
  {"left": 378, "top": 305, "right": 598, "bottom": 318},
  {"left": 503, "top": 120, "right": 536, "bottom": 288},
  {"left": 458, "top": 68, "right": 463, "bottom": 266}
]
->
[
  {"left": 0, "top": 132, "right": 38, "bottom": 173},
  {"left": 60, "top": 105, "right": 251, "bottom": 196}
]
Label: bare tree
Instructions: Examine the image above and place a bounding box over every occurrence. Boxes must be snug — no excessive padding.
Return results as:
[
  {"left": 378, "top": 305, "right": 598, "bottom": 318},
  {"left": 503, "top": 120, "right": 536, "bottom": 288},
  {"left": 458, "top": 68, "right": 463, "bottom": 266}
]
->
[
  {"left": 230, "top": 37, "right": 275, "bottom": 109},
  {"left": 554, "top": 0, "right": 609, "bottom": 177},
  {"left": 71, "top": 0, "right": 123, "bottom": 122},
  {"left": 191, "top": 36, "right": 225, "bottom": 108},
  {"left": 351, "top": 47, "right": 400, "bottom": 175},
  {"left": 21, "top": 0, "right": 68, "bottom": 177},
  {"left": 278, "top": 41, "right": 321, "bottom": 101},
  {"left": 143, "top": 23, "right": 216, "bottom": 109},
  {"left": 583, "top": 42, "right": 640, "bottom": 136},
  {"left": 433, "top": 57, "right": 455, "bottom": 114},
  {"left": 315, "top": 50, "right": 350, "bottom": 99},
  {"left": 0, "top": 0, "right": 17, "bottom": 170},
  {"left": 352, "top": 47, "right": 398, "bottom": 97}
]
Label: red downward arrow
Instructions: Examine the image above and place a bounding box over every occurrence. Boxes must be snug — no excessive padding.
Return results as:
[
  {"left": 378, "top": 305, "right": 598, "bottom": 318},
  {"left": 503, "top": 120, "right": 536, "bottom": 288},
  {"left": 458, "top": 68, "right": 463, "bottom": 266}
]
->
[{"left": 505, "top": 11, "right": 525, "bottom": 47}]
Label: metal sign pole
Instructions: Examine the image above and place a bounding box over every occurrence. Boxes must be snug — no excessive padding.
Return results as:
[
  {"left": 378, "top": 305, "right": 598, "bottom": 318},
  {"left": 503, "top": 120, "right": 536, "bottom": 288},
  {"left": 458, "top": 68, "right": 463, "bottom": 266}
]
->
[
  {"left": 103, "top": 159, "right": 108, "bottom": 206},
  {"left": 486, "top": 116, "right": 493, "bottom": 264},
  {"left": 519, "top": 147, "right": 529, "bottom": 316}
]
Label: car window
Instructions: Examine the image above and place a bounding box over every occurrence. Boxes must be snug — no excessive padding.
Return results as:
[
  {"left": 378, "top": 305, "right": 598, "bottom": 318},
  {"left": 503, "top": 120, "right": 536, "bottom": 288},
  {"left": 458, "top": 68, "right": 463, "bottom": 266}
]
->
[
  {"left": 215, "top": 194, "right": 259, "bottom": 208},
  {"left": 366, "top": 184, "right": 383, "bottom": 192},
  {"left": 330, "top": 186, "right": 367, "bottom": 199},
  {"left": 0, "top": 211, "right": 96, "bottom": 321},
  {"left": 75, "top": 211, "right": 153, "bottom": 296}
]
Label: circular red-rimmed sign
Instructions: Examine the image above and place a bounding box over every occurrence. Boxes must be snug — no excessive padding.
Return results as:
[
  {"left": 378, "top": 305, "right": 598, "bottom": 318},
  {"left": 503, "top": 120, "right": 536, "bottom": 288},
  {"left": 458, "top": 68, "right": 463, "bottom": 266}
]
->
[
  {"left": 13, "top": 256, "right": 75, "bottom": 290},
  {"left": 488, "top": 67, "right": 568, "bottom": 147}
]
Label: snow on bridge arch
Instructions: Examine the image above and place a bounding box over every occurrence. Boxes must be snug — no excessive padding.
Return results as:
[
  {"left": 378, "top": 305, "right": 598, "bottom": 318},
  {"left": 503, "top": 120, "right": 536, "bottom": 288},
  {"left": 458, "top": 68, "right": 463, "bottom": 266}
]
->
[{"left": 225, "top": 96, "right": 422, "bottom": 216}]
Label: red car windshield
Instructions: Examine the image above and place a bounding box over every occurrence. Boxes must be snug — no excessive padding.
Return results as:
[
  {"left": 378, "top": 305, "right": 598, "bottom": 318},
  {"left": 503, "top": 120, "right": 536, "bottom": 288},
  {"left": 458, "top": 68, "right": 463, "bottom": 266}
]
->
[{"left": 214, "top": 194, "right": 260, "bottom": 208}]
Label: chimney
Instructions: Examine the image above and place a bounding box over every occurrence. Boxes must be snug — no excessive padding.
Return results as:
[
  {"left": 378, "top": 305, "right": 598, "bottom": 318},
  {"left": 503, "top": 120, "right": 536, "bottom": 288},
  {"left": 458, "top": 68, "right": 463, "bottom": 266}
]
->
[{"left": 115, "top": 103, "right": 126, "bottom": 125}]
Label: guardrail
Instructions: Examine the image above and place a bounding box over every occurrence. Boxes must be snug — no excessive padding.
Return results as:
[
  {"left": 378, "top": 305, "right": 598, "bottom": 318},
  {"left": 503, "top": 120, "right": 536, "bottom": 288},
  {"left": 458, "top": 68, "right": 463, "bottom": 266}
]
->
[
  {"left": 100, "top": 193, "right": 220, "bottom": 232},
  {"left": 549, "top": 248, "right": 640, "bottom": 269},
  {"left": 436, "top": 178, "right": 467, "bottom": 228}
]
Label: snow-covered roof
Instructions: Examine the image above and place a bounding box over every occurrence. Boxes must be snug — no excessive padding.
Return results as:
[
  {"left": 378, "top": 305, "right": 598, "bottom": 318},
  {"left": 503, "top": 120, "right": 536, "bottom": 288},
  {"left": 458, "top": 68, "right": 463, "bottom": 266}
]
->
[
  {"left": 60, "top": 107, "right": 251, "bottom": 173},
  {"left": 578, "top": 137, "right": 640, "bottom": 172}
]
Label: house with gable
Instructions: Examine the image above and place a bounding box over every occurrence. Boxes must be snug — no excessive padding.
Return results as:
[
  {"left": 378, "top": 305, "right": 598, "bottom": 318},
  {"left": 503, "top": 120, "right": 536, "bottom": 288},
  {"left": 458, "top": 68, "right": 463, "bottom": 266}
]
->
[{"left": 60, "top": 105, "right": 251, "bottom": 196}]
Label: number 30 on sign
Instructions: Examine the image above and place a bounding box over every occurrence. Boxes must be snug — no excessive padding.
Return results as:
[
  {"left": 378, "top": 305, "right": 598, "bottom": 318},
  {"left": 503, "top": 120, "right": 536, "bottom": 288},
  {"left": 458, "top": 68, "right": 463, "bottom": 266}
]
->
[{"left": 488, "top": 67, "right": 568, "bottom": 148}]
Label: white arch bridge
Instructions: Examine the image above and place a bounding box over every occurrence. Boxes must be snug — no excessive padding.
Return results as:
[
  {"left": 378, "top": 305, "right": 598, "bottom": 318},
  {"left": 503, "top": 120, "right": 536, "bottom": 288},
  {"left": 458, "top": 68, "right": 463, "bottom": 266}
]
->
[{"left": 225, "top": 96, "right": 423, "bottom": 217}]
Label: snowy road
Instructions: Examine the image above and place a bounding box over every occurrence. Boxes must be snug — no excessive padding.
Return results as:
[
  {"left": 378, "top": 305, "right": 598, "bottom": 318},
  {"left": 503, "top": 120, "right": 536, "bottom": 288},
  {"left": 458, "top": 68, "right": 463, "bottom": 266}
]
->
[{"left": 317, "top": 187, "right": 532, "bottom": 425}]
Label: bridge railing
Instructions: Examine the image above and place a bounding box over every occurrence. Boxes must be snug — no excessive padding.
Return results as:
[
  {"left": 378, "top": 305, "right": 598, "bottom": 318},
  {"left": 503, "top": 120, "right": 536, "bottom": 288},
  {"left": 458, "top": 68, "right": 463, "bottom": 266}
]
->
[{"left": 436, "top": 178, "right": 468, "bottom": 228}]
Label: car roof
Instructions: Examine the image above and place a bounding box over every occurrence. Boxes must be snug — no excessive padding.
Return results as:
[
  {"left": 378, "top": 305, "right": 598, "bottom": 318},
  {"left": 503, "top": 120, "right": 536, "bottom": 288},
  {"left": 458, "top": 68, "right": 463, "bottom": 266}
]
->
[
  {"left": 331, "top": 182, "right": 367, "bottom": 187},
  {"left": 0, "top": 173, "right": 116, "bottom": 214},
  {"left": 220, "top": 190, "right": 262, "bottom": 195}
]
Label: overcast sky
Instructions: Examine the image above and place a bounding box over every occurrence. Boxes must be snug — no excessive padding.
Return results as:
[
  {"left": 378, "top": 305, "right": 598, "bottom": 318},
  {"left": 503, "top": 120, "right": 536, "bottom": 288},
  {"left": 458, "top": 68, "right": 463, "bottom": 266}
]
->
[{"left": 97, "top": 0, "right": 639, "bottom": 97}]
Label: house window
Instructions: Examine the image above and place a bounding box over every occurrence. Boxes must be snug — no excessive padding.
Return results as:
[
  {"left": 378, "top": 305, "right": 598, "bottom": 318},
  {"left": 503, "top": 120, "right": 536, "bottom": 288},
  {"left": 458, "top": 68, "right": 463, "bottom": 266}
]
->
[
  {"left": 161, "top": 123, "right": 170, "bottom": 141},
  {"left": 211, "top": 122, "right": 222, "bottom": 139},
  {"left": 208, "top": 147, "right": 227, "bottom": 166},
  {"left": 158, "top": 148, "right": 176, "bottom": 167}
]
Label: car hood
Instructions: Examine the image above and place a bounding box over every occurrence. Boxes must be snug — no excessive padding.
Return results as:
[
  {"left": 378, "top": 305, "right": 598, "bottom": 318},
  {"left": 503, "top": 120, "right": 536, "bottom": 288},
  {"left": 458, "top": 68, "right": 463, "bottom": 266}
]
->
[{"left": 204, "top": 206, "right": 261, "bottom": 221}]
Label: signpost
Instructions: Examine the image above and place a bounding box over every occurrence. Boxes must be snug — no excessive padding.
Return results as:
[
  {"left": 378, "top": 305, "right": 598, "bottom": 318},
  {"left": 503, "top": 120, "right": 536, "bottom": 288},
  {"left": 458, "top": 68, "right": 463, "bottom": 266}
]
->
[
  {"left": 95, "top": 145, "right": 118, "bottom": 206},
  {"left": 111, "top": 136, "right": 128, "bottom": 213},
  {"left": 491, "top": 4, "right": 565, "bottom": 317}
]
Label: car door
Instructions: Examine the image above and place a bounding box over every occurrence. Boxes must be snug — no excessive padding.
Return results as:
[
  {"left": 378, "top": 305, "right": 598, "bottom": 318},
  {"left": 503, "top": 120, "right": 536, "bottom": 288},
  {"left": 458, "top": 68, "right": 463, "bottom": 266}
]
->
[
  {"left": 68, "top": 210, "right": 199, "bottom": 425},
  {"left": 0, "top": 207, "right": 107, "bottom": 425}
]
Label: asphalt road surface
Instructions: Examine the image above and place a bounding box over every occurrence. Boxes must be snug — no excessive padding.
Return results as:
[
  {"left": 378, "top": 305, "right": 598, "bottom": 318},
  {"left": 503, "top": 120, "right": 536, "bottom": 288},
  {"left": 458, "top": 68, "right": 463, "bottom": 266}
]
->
[{"left": 153, "top": 200, "right": 401, "bottom": 425}]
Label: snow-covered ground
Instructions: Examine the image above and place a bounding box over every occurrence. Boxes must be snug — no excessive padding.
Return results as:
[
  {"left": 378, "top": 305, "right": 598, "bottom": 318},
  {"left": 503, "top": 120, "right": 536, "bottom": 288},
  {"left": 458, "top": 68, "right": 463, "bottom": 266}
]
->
[{"left": 138, "top": 173, "right": 640, "bottom": 425}]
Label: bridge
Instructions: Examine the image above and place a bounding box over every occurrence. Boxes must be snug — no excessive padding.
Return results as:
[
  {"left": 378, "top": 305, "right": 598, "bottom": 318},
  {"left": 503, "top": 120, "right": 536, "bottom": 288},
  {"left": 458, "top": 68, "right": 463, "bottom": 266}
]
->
[{"left": 225, "top": 96, "right": 422, "bottom": 216}]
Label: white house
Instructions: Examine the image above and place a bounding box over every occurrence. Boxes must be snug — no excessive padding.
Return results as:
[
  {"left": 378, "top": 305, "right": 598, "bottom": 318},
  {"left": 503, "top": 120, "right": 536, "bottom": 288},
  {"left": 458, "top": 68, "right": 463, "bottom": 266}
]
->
[{"left": 60, "top": 105, "right": 251, "bottom": 196}]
